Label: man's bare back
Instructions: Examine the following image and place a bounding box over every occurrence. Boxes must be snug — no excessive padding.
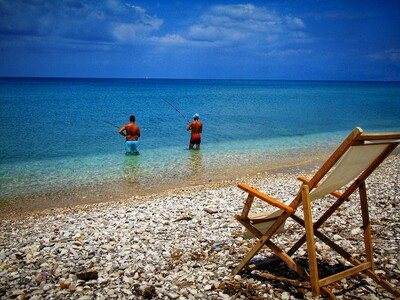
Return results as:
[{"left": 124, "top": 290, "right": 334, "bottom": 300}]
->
[
  {"left": 188, "top": 120, "right": 202, "bottom": 135},
  {"left": 186, "top": 114, "right": 203, "bottom": 150},
  {"left": 121, "top": 123, "right": 140, "bottom": 141}
]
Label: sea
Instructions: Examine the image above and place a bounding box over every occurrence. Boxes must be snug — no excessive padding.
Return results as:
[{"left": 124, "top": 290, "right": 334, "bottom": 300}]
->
[{"left": 1, "top": 78, "right": 399, "bottom": 211}]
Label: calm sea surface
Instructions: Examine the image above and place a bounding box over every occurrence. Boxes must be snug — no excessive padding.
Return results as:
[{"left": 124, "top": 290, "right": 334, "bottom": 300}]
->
[{"left": 1, "top": 78, "right": 399, "bottom": 208}]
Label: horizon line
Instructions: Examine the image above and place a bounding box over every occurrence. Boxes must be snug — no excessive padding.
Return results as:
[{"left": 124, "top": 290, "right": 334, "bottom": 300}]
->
[{"left": 1, "top": 76, "right": 399, "bottom": 83}]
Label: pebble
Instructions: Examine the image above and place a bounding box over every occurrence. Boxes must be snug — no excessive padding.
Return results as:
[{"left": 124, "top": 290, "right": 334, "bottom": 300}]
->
[
  {"left": 281, "top": 291, "right": 290, "bottom": 300},
  {"left": 0, "top": 155, "right": 399, "bottom": 299}
]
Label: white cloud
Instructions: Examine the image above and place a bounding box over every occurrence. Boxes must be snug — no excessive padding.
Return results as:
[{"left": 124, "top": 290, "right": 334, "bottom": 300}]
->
[
  {"left": 0, "top": 0, "right": 163, "bottom": 44},
  {"left": 180, "top": 3, "right": 308, "bottom": 48},
  {"left": 154, "top": 34, "right": 187, "bottom": 44},
  {"left": 111, "top": 10, "right": 163, "bottom": 43},
  {"left": 112, "top": 24, "right": 141, "bottom": 42},
  {"left": 188, "top": 24, "right": 244, "bottom": 43},
  {"left": 261, "top": 49, "right": 313, "bottom": 57},
  {"left": 285, "top": 16, "right": 305, "bottom": 29},
  {"left": 209, "top": 4, "right": 275, "bottom": 21},
  {"left": 0, "top": 1, "right": 310, "bottom": 59}
]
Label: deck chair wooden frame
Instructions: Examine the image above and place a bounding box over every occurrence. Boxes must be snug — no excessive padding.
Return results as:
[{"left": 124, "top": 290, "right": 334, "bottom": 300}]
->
[{"left": 233, "top": 127, "right": 400, "bottom": 298}]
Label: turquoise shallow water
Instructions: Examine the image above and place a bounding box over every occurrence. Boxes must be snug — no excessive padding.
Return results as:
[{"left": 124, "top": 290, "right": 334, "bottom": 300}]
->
[{"left": 1, "top": 78, "right": 399, "bottom": 204}]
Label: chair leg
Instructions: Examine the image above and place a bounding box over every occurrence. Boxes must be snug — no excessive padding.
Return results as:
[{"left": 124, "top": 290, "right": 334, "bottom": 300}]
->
[
  {"left": 359, "top": 182, "right": 374, "bottom": 271},
  {"left": 302, "top": 185, "right": 320, "bottom": 296},
  {"left": 232, "top": 211, "right": 291, "bottom": 275},
  {"left": 241, "top": 194, "right": 255, "bottom": 220}
]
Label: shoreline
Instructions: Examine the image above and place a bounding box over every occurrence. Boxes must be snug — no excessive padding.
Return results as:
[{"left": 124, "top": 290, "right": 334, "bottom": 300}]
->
[
  {"left": 0, "top": 157, "right": 327, "bottom": 221},
  {"left": 0, "top": 154, "right": 398, "bottom": 299}
]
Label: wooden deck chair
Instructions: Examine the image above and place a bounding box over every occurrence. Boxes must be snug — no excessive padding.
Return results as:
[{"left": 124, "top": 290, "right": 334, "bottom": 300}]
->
[{"left": 233, "top": 127, "right": 400, "bottom": 298}]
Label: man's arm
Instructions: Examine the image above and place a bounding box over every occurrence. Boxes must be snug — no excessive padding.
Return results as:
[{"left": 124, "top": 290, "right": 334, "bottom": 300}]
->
[
  {"left": 118, "top": 126, "right": 126, "bottom": 137},
  {"left": 186, "top": 122, "right": 193, "bottom": 131}
]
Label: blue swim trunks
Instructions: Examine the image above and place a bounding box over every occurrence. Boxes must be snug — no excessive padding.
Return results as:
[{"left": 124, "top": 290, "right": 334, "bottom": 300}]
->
[{"left": 125, "top": 140, "right": 140, "bottom": 154}]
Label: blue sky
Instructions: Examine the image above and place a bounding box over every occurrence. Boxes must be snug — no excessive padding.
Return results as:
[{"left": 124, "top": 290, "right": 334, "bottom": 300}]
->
[{"left": 0, "top": 0, "right": 399, "bottom": 80}]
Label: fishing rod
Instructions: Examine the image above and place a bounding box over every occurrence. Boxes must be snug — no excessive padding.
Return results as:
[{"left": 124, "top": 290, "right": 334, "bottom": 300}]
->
[
  {"left": 104, "top": 120, "right": 148, "bottom": 131},
  {"left": 163, "top": 99, "right": 191, "bottom": 124},
  {"left": 103, "top": 120, "right": 120, "bottom": 129}
]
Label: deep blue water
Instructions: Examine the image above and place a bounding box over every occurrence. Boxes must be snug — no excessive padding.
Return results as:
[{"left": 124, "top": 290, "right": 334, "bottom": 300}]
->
[{"left": 1, "top": 78, "right": 399, "bottom": 202}]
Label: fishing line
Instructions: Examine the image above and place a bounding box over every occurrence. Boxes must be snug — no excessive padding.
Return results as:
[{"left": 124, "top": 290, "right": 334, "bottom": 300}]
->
[{"left": 163, "top": 99, "right": 190, "bottom": 124}]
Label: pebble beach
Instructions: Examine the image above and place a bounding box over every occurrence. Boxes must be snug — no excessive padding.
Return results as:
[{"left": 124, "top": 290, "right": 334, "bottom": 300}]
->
[{"left": 0, "top": 155, "right": 399, "bottom": 300}]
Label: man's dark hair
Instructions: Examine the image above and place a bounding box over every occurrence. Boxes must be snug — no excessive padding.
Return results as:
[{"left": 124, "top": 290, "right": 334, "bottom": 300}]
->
[{"left": 130, "top": 115, "right": 135, "bottom": 122}]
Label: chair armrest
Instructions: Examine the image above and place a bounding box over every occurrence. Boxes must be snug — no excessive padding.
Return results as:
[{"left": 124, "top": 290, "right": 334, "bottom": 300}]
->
[
  {"left": 297, "top": 176, "right": 309, "bottom": 184},
  {"left": 238, "top": 184, "right": 294, "bottom": 214}
]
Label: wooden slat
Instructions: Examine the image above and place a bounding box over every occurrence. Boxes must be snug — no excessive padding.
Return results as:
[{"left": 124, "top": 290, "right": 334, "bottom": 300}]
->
[
  {"left": 313, "top": 195, "right": 348, "bottom": 230},
  {"left": 364, "top": 269, "right": 400, "bottom": 297},
  {"left": 357, "top": 132, "right": 400, "bottom": 141},
  {"left": 254, "top": 272, "right": 311, "bottom": 287},
  {"left": 250, "top": 215, "right": 280, "bottom": 224},
  {"left": 319, "top": 263, "right": 371, "bottom": 287},
  {"left": 320, "top": 287, "right": 338, "bottom": 300},
  {"left": 314, "top": 230, "right": 355, "bottom": 263},
  {"left": 241, "top": 193, "right": 255, "bottom": 220},
  {"left": 235, "top": 215, "right": 263, "bottom": 239},
  {"left": 232, "top": 210, "right": 292, "bottom": 275},
  {"left": 302, "top": 185, "right": 320, "bottom": 296},
  {"left": 359, "top": 182, "right": 374, "bottom": 270},
  {"left": 290, "top": 214, "right": 357, "bottom": 265},
  {"left": 266, "top": 240, "right": 311, "bottom": 279},
  {"left": 238, "top": 183, "right": 294, "bottom": 213},
  {"left": 287, "top": 237, "right": 306, "bottom": 257}
]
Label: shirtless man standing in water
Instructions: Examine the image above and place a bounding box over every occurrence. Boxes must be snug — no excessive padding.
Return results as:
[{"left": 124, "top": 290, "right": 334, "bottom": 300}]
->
[
  {"left": 119, "top": 115, "right": 141, "bottom": 155},
  {"left": 186, "top": 113, "right": 203, "bottom": 150}
]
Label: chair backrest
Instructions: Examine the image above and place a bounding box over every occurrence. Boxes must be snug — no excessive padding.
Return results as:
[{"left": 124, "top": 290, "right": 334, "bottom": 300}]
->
[{"left": 308, "top": 127, "right": 400, "bottom": 201}]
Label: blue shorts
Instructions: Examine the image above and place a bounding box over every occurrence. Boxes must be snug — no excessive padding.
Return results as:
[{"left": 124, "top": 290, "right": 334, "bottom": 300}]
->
[{"left": 125, "top": 140, "right": 139, "bottom": 154}]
